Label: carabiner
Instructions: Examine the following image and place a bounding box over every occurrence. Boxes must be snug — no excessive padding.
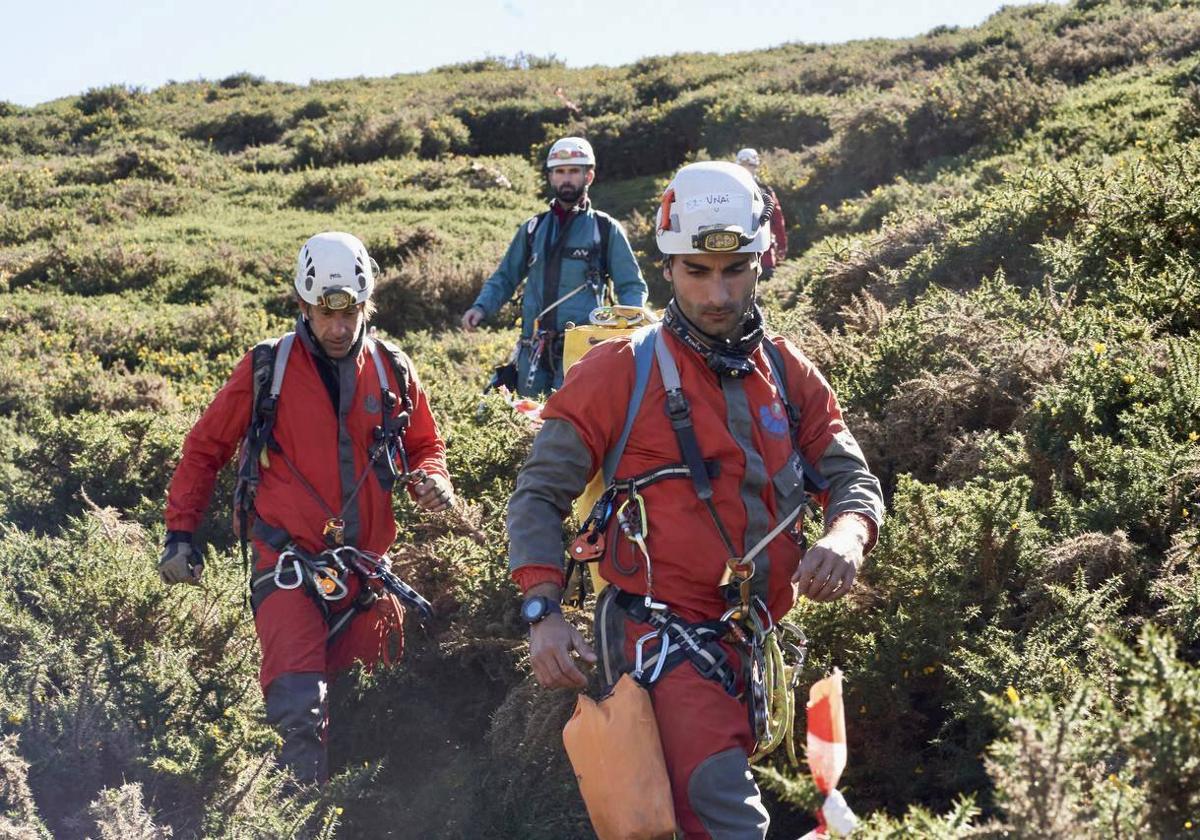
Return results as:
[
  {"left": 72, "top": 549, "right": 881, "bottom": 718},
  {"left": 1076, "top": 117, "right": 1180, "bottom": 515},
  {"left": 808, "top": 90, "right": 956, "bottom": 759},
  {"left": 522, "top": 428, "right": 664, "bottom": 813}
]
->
[
  {"left": 615, "top": 493, "right": 648, "bottom": 543},
  {"left": 633, "top": 629, "right": 669, "bottom": 686},
  {"left": 273, "top": 551, "right": 304, "bottom": 590},
  {"left": 311, "top": 565, "right": 348, "bottom": 601}
]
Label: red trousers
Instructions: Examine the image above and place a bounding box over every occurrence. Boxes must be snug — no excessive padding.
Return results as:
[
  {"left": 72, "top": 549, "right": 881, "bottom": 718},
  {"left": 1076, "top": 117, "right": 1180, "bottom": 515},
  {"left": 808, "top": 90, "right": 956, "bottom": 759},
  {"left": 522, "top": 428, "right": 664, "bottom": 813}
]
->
[
  {"left": 605, "top": 604, "right": 768, "bottom": 839},
  {"left": 253, "top": 548, "right": 404, "bottom": 694}
]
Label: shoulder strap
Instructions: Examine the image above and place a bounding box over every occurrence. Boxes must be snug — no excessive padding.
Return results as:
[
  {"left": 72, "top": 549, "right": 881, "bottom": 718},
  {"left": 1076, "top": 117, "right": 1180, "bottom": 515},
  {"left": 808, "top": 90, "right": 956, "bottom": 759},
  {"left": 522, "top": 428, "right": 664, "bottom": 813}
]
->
[
  {"left": 525, "top": 210, "right": 550, "bottom": 268},
  {"left": 653, "top": 333, "right": 738, "bottom": 557},
  {"left": 367, "top": 337, "right": 414, "bottom": 489},
  {"left": 595, "top": 212, "right": 612, "bottom": 277},
  {"left": 265, "top": 333, "right": 294, "bottom": 402},
  {"left": 760, "top": 338, "right": 829, "bottom": 493},
  {"left": 372, "top": 338, "right": 413, "bottom": 413},
  {"left": 602, "top": 324, "right": 659, "bottom": 485}
]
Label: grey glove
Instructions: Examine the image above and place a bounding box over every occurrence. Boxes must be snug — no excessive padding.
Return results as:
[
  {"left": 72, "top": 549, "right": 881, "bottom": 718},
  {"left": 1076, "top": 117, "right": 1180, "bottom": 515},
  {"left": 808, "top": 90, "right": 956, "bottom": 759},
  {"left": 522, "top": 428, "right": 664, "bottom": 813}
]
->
[{"left": 159, "top": 532, "right": 202, "bottom": 585}]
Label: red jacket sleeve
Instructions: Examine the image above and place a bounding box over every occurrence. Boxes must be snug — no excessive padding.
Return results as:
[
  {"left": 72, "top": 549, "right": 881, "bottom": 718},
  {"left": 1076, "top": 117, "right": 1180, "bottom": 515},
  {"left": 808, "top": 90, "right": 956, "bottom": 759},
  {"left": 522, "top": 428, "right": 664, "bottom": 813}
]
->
[{"left": 164, "top": 352, "right": 254, "bottom": 533}]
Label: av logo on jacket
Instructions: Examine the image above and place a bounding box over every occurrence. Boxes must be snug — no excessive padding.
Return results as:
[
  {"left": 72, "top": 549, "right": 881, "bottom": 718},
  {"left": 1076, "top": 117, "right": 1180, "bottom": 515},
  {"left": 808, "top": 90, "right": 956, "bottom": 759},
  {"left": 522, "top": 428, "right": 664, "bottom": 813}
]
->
[
  {"left": 364, "top": 393, "right": 381, "bottom": 414},
  {"left": 759, "top": 401, "right": 789, "bottom": 437}
]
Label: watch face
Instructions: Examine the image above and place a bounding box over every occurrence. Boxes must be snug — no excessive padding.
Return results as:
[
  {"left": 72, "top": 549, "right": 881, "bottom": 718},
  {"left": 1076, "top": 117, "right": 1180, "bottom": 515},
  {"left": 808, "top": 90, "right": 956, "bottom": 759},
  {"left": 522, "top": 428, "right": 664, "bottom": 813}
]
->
[{"left": 522, "top": 597, "right": 547, "bottom": 623}]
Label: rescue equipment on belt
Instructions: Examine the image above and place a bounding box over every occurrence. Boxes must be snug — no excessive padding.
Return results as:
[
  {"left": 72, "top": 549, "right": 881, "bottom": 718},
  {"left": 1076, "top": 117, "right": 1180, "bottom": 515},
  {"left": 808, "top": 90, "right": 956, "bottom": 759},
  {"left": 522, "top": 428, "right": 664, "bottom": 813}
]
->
[
  {"left": 249, "top": 522, "right": 434, "bottom": 634},
  {"left": 562, "top": 673, "right": 675, "bottom": 840}
]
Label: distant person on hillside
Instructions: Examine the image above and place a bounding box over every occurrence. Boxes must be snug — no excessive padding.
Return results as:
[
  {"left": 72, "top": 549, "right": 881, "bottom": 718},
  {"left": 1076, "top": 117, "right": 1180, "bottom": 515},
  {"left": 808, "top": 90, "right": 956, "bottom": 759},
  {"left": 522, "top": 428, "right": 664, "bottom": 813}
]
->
[
  {"left": 507, "top": 162, "right": 883, "bottom": 837},
  {"left": 737, "top": 147, "right": 788, "bottom": 280},
  {"left": 159, "top": 232, "right": 453, "bottom": 786},
  {"left": 460, "top": 136, "right": 648, "bottom": 397}
]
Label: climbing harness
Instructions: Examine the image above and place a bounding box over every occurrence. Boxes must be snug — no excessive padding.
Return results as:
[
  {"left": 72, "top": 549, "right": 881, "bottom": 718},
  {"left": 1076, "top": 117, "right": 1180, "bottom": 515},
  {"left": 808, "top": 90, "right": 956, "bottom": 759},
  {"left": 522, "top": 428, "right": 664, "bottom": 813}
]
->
[
  {"left": 233, "top": 326, "right": 433, "bottom": 642},
  {"left": 250, "top": 540, "right": 434, "bottom": 646},
  {"left": 234, "top": 331, "right": 415, "bottom": 560}
]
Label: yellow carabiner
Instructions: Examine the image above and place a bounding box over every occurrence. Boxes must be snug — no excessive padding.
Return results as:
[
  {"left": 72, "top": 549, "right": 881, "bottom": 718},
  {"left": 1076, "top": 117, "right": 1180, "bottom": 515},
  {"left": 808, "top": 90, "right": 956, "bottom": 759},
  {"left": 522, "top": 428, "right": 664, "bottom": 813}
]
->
[{"left": 615, "top": 493, "right": 648, "bottom": 542}]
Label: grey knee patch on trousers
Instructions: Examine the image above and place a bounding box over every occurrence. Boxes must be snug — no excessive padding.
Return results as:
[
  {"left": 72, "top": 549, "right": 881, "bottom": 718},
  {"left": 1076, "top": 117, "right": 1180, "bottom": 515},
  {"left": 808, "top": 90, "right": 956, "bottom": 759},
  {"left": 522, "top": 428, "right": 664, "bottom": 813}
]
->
[
  {"left": 688, "top": 747, "right": 769, "bottom": 840},
  {"left": 265, "top": 671, "right": 328, "bottom": 784}
]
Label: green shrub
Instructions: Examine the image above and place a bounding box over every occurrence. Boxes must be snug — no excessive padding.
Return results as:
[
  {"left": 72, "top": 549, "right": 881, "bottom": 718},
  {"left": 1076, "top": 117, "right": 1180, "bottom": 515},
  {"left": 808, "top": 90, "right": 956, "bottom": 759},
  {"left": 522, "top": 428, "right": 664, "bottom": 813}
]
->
[
  {"left": 186, "top": 108, "right": 288, "bottom": 152},
  {"left": 419, "top": 115, "right": 472, "bottom": 159},
  {"left": 701, "top": 93, "right": 832, "bottom": 156},
  {"left": 289, "top": 171, "right": 370, "bottom": 211},
  {"left": 454, "top": 101, "right": 568, "bottom": 156},
  {"left": 286, "top": 112, "right": 420, "bottom": 166},
  {"left": 217, "top": 71, "right": 267, "bottom": 89},
  {"left": 76, "top": 84, "right": 146, "bottom": 116}
]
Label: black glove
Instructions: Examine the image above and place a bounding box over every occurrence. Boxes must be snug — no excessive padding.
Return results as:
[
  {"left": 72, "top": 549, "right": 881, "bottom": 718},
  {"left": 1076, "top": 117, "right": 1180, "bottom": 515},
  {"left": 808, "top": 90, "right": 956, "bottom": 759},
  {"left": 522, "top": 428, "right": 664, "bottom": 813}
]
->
[{"left": 159, "top": 531, "right": 201, "bottom": 586}]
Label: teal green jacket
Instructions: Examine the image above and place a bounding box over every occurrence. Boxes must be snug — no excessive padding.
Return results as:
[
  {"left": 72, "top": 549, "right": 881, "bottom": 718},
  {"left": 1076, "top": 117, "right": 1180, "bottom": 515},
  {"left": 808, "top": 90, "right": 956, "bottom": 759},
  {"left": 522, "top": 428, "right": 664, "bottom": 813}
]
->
[{"left": 472, "top": 200, "right": 647, "bottom": 395}]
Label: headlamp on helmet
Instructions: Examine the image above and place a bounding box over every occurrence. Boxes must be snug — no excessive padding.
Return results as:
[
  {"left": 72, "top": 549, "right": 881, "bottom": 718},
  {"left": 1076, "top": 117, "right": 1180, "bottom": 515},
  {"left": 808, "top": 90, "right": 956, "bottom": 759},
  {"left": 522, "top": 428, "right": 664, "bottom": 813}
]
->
[
  {"left": 692, "top": 226, "right": 755, "bottom": 253},
  {"left": 316, "top": 287, "right": 357, "bottom": 311}
]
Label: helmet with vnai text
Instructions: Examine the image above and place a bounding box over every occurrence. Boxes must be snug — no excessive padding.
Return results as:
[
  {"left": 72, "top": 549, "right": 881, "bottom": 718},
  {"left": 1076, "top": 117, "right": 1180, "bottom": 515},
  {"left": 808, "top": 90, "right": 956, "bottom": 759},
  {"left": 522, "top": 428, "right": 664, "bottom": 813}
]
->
[
  {"left": 654, "top": 161, "right": 772, "bottom": 255},
  {"left": 546, "top": 136, "right": 596, "bottom": 169},
  {"left": 294, "top": 231, "right": 377, "bottom": 309}
]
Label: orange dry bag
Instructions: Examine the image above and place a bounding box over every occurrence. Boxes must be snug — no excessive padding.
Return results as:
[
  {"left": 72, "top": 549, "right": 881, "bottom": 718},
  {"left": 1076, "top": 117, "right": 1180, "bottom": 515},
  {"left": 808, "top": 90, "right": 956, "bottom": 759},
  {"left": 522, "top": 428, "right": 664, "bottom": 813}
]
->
[{"left": 562, "top": 674, "right": 676, "bottom": 840}]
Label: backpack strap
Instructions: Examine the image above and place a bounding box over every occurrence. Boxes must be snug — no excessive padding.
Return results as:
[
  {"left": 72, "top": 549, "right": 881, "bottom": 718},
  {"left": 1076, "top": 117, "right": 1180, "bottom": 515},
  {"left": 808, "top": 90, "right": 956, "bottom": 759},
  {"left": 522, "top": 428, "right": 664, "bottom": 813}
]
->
[
  {"left": 652, "top": 334, "right": 738, "bottom": 559},
  {"left": 524, "top": 211, "right": 550, "bottom": 269},
  {"left": 234, "top": 332, "right": 294, "bottom": 584},
  {"left": 759, "top": 338, "right": 829, "bottom": 494},
  {"left": 366, "top": 337, "right": 414, "bottom": 492},
  {"left": 602, "top": 323, "right": 659, "bottom": 485},
  {"left": 587, "top": 212, "right": 615, "bottom": 306}
]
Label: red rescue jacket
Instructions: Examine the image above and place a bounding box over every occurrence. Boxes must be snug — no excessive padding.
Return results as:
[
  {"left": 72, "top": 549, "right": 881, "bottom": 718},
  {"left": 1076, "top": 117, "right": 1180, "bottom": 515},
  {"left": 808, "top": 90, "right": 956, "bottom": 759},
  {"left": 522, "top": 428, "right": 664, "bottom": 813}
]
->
[
  {"left": 165, "top": 326, "right": 447, "bottom": 559},
  {"left": 540, "top": 329, "right": 845, "bottom": 623}
]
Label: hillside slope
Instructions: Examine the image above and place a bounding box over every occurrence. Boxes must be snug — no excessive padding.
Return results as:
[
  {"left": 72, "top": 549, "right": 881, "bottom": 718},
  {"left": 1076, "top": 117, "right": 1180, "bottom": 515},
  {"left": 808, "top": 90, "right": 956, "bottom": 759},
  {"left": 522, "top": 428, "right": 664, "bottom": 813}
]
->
[{"left": 0, "top": 1, "right": 1198, "bottom": 837}]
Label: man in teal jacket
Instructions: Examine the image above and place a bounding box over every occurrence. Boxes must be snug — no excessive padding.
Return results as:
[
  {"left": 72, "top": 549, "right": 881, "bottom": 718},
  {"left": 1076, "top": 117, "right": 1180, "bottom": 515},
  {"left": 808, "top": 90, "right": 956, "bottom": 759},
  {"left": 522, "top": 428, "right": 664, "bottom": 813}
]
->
[{"left": 461, "top": 136, "right": 647, "bottom": 396}]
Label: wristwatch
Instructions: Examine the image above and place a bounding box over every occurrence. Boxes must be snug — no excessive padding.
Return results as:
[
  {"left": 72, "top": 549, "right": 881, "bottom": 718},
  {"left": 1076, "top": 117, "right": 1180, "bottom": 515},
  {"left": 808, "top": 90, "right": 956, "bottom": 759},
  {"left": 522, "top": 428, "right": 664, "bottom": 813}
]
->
[{"left": 520, "top": 595, "right": 562, "bottom": 625}]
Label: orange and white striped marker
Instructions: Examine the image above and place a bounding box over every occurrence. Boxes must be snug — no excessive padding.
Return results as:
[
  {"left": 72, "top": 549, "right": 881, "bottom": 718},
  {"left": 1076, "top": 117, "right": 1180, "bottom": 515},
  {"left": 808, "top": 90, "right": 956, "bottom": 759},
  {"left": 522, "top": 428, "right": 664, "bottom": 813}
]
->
[{"left": 798, "top": 668, "right": 859, "bottom": 839}]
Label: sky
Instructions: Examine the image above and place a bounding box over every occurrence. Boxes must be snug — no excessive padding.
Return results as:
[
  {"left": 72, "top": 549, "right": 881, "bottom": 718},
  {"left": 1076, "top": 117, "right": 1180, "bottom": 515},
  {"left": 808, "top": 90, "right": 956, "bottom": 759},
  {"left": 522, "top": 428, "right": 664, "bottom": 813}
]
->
[{"left": 4, "top": 0, "right": 1062, "bottom": 107}]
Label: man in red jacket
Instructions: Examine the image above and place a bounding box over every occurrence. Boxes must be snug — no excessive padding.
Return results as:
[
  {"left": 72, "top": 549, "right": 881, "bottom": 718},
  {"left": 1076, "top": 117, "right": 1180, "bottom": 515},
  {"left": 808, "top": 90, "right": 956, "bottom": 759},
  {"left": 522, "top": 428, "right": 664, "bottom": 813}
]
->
[
  {"left": 737, "top": 148, "right": 788, "bottom": 280},
  {"left": 507, "top": 163, "right": 883, "bottom": 838},
  {"left": 159, "top": 231, "right": 453, "bottom": 785}
]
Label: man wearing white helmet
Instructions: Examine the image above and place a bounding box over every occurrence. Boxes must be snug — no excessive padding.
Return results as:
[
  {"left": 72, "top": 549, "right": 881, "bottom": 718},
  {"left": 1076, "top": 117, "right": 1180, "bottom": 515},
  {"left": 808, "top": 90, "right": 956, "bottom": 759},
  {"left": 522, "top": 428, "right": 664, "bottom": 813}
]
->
[
  {"left": 160, "top": 231, "right": 453, "bottom": 785},
  {"left": 736, "top": 148, "right": 789, "bottom": 280},
  {"left": 461, "top": 136, "right": 647, "bottom": 396},
  {"left": 506, "top": 163, "right": 883, "bottom": 837}
]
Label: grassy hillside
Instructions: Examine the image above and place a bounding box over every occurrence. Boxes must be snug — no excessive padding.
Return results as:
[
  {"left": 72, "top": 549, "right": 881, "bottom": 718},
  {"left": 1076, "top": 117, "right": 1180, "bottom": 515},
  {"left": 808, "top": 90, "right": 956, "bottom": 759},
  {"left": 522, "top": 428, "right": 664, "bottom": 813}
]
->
[{"left": 1, "top": 0, "right": 1199, "bottom": 836}]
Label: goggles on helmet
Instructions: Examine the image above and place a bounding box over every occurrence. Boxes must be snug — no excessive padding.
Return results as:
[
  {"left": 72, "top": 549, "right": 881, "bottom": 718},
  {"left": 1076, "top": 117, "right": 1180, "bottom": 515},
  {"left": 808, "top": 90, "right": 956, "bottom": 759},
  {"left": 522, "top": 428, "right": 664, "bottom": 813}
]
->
[
  {"left": 316, "top": 287, "right": 358, "bottom": 311},
  {"left": 692, "top": 227, "right": 756, "bottom": 253}
]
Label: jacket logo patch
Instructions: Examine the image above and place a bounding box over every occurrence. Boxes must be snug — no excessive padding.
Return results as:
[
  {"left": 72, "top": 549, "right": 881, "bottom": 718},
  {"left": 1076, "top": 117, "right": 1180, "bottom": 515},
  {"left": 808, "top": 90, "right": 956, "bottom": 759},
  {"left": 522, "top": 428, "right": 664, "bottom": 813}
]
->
[
  {"left": 364, "top": 393, "right": 381, "bottom": 414},
  {"left": 759, "top": 402, "right": 788, "bottom": 437},
  {"left": 566, "top": 247, "right": 592, "bottom": 260}
]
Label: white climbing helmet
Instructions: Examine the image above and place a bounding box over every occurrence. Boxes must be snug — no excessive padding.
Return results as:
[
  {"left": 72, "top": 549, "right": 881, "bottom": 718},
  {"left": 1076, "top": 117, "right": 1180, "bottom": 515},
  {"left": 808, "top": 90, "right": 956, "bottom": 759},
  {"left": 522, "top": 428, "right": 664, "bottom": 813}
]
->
[
  {"left": 736, "top": 148, "right": 760, "bottom": 167},
  {"left": 293, "top": 231, "right": 376, "bottom": 309},
  {"left": 546, "top": 136, "right": 595, "bottom": 169},
  {"left": 655, "top": 161, "right": 772, "bottom": 255}
]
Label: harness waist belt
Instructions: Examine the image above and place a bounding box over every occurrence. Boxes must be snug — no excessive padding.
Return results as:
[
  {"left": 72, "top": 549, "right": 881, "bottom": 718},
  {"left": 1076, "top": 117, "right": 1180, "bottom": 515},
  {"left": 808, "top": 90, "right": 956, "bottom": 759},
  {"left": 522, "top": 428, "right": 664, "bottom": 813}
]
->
[{"left": 611, "top": 589, "right": 739, "bottom": 697}]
